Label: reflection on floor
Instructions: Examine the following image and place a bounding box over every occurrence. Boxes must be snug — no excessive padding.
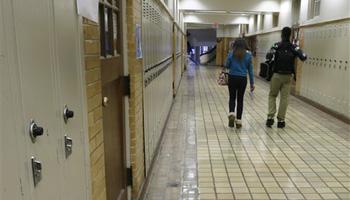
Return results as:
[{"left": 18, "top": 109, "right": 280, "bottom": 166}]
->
[{"left": 143, "top": 64, "right": 350, "bottom": 200}]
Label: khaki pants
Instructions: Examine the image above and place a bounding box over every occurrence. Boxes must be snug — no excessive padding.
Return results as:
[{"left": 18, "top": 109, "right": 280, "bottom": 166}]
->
[{"left": 268, "top": 73, "right": 292, "bottom": 120}]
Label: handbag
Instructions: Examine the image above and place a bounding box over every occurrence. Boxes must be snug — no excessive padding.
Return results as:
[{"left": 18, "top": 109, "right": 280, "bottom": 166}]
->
[{"left": 217, "top": 70, "right": 229, "bottom": 86}]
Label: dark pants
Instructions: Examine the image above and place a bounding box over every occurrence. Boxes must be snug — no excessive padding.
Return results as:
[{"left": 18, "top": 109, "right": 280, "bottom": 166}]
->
[{"left": 228, "top": 75, "right": 247, "bottom": 119}]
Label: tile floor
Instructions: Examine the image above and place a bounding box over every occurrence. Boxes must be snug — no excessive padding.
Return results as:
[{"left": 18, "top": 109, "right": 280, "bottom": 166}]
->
[{"left": 143, "top": 64, "right": 350, "bottom": 200}]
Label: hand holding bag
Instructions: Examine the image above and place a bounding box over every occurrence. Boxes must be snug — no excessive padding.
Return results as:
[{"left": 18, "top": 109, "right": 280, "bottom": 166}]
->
[{"left": 217, "top": 69, "right": 228, "bottom": 86}]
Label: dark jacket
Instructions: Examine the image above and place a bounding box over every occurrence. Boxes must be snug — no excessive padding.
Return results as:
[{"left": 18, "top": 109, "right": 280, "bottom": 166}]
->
[{"left": 266, "top": 41, "right": 307, "bottom": 74}]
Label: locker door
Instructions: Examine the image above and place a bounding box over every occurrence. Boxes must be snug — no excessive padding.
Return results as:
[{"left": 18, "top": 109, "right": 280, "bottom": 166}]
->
[
  {"left": 0, "top": 57, "right": 22, "bottom": 200},
  {"left": 53, "top": 0, "right": 88, "bottom": 199},
  {"left": 0, "top": 2, "right": 24, "bottom": 198},
  {"left": 12, "top": 0, "right": 62, "bottom": 199}
]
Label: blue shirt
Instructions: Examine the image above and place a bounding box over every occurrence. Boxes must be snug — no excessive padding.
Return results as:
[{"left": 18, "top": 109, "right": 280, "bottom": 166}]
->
[{"left": 225, "top": 51, "right": 254, "bottom": 85}]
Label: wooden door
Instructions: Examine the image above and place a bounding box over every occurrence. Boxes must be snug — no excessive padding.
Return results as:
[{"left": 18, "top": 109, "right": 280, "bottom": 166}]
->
[{"left": 99, "top": 1, "right": 127, "bottom": 200}]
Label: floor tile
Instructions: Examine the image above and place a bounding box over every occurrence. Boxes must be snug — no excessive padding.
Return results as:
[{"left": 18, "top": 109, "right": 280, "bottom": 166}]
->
[{"left": 142, "top": 64, "right": 350, "bottom": 200}]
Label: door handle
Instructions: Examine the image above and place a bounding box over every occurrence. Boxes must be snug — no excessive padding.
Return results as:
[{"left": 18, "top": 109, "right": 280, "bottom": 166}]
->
[{"left": 103, "top": 97, "right": 109, "bottom": 107}]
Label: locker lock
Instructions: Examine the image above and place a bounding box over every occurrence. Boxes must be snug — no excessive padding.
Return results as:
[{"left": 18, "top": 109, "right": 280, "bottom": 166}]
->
[
  {"left": 30, "top": 120, "right": 44, "bottom": 141},
  {"left": 63, "top": 105, "right": 74, "bottom": 122},
  {"left": 31, "top": 156, "right": 42, "bottom": 186}
]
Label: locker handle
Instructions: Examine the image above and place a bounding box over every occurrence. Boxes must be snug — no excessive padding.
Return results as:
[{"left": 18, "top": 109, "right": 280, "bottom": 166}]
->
[
  {"left": 30, "top": 120, "right": 44, "bottom": 141},
  {"left": 63, "top": 105, "right": 74, "bottom": 122}
]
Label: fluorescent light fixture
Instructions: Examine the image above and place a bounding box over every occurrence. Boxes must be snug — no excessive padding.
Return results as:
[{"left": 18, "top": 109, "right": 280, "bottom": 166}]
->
[{"left": 193, "top": 10, "right": 227, "bottom": 14}]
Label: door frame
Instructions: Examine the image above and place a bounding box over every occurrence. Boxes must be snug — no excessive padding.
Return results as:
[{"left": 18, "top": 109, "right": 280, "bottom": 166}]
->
[
  {"left": 77, "top": 15, "right": 93, "bottom": 200},
  {"left": 79, "top": 0, "right": 130, "bottom": 198},
  {"left": 121, "top": 0, "right": 131, "bottom": 198}
]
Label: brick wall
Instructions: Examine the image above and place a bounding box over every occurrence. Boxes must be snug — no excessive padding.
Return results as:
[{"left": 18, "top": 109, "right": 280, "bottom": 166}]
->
[
  {"left": 83, "top": 18, "right": 107, "bottom": 200},
  {"left": 126, "top": 0, "right": 145, "bottom": 198}
]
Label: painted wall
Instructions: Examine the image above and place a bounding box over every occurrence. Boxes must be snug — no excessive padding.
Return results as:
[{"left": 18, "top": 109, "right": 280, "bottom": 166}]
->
[
  {"left": 188, "top": 28, "right": 217, "bottom": 46},
  {"left": 217, "top": 25, "right": 240, "bottom": 38},
  {"left": 279, "top": 0, "right": 293, "bottom": 27},
  {"left": 248, "top": 15, "right": 256, "bottom": 33},
  {"left": 264, "top": 13, "right": 274, "bottom": 30},
  {"left": 257, "top": 14, "right": 264, "bottom": 31}
]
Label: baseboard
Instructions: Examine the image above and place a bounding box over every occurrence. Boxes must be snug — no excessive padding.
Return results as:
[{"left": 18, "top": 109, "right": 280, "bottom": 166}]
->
[{"left": 293, "top": 94, "right": 350, "bottom": 124}]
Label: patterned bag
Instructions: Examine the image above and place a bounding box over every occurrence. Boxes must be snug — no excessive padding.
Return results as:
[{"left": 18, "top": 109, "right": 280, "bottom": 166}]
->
[{"left": 217, "top": 70, "right": 228, "bottom": 86}]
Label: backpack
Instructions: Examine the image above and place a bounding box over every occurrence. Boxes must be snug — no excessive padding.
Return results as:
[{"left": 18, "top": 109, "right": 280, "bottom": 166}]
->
[
  {"left": 259, "top": 62, "right": 269, "bottom": 78},
  {"left": 274, "top": 42, "right": 295, "bottom": 74}
]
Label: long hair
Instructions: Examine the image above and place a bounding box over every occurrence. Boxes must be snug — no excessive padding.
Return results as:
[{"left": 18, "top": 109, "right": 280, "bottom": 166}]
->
[{"left": 232, "top": 38, "right": 247, "bottom": 60}]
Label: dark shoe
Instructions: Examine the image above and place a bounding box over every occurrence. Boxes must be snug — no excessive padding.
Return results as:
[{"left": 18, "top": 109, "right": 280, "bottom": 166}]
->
[
  {"left": 235, "top": 119, "right": 242, "bottom": 129},
  {"left": 277, "top": 121, "right": 285, "bottom": 128},
  {"left": 266, "top": 118, "right": 274, "bottom": 127},
  {"left": 228, "top": 114, "right": 235, "bottom": 128}
]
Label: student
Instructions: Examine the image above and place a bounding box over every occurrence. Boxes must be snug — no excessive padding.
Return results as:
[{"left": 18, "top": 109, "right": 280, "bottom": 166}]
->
[
  {"left": 225, "top": 39, "right": 255, "bottom": 128},
  {"left": 266, "top": 27, "right": 307, "bottom": 128}
]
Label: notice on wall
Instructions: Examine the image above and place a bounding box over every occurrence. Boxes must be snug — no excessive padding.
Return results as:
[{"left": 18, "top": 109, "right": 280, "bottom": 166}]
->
[
  {"left": 76, "top": 0, "right": 99, "bottom": 23},
  {"left": 136, "top": 24, "right": 143, "bottom": 59}
]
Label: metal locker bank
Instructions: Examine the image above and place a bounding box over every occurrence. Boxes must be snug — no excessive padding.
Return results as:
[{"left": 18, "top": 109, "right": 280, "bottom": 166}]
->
[{"left": 1, "top": 0, "right": 89, "bottom": 199}]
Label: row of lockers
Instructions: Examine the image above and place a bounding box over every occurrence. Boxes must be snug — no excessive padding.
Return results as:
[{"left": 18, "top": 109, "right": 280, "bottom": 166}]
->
[
  {"left": 303, "top": 23, "right": 350, "bottom": 59},
  {"left": 176, "top": 26, "right": 182, "bottom": 53},
  {"left": 303, "top": 23, "right": 350, "bottom": 40},
  {"left": 300, "top": 21, "right": 350, "bottom": 118},
  {"left": 1, "top": 0, "right": 88, "bottom": 199},
  {"left": 142, "top": 0, "right": 180, "bottom": 174},
  {"left": 143, "top": 63, "right": 173, "bottom": 173},
  {"left": 142, "top": 0, "right": 173, "bottom": 71},
  {"left": 304, "top": 57, "right": 349, "bottom": 71}
]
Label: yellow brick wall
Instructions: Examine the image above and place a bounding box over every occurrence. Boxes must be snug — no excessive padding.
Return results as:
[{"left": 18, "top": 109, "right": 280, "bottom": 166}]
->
[
  {"left": 126, "top": 0, "right": 145, "bottom": 198},
  {"left": 82, "top": 18, "right": 107, "bottom": 200}
]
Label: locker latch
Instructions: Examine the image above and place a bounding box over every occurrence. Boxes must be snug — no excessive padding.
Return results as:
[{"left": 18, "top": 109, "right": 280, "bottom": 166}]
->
[
  {"left": 64, "top": 135, "right": 73, "bottom": 158},
  {"left": 31, "top": 156, "right": 42, "bottom": 187}
]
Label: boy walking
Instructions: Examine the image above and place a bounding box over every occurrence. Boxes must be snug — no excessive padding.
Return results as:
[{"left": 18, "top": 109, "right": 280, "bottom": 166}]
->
[{"left": 266, "top": 27, "right": 307, "bottom": 128}]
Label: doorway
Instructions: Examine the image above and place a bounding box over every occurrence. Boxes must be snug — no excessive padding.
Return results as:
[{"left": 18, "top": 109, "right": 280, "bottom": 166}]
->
[{"left": 99, "top": 0, "right": 127, "bottom": 200}]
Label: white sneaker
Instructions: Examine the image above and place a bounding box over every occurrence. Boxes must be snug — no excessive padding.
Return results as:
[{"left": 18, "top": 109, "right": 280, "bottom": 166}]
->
[
  {"left": 228, "top": 113, "right": 235, "bottom": 128},
  {"left": 235, "top": 119, "right": 242, "bottom": 129}
]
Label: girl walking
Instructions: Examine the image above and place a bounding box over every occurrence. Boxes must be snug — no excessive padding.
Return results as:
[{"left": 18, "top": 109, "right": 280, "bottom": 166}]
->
[{"left": 225, "top": 39, "right": 255, "bottom": 128}]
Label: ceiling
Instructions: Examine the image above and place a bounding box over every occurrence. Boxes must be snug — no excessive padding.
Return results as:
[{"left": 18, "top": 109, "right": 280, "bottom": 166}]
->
[{"left": 180, "top": 0, "right": 281, "bottom": 25}]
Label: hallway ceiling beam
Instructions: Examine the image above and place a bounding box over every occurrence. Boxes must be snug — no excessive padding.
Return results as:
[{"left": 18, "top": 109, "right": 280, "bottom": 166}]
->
[
  {"left": 179, "top": 0, "right": 281, "bottom": 13},
  {"left": 184, "top": 14, "right": 250, "bottom": 25}
]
